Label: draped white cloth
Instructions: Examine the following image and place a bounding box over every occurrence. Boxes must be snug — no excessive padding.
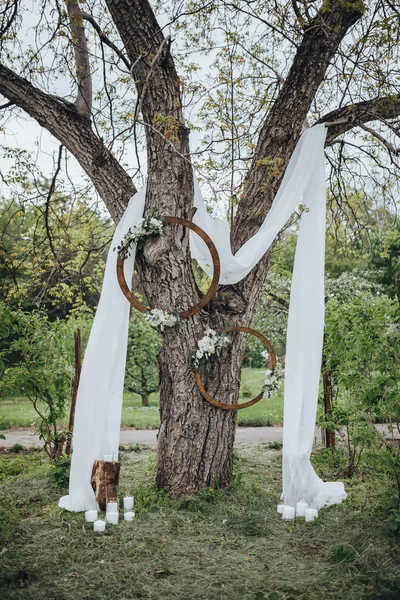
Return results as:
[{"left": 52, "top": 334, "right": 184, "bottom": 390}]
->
[
  {"left": 59, "top": 187, "right": 146, "bottom": 512},
  {"left": 191, "top": 124, "right": 346, "bottom": 509},
  {"left": 59, "top": 124, "right": 346, "bottom": 512}
]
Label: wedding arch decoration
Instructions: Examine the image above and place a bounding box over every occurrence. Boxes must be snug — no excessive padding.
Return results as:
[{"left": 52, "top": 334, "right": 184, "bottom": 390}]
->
[
  {"left": 116, "top": 215, "right": 221, "bottom": 320},
  {"left": 192, "top": 326, "right": 278, "bottom": 411},
  {"left": 59, "top": 124, "right": 347, "bottom": 515}
]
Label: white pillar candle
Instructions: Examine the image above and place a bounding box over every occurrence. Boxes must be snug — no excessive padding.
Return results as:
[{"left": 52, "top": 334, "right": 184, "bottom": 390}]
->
[
  {"left": 106, "top": 501, "right": 118, "bottom": 513},
  {"left": 277, "top": 504, "right": 284, "bottom": 514},
  {"left": 123, "top": 496, "right": 134, "bottom": 510},
  {"left": 93, "top": 519, "right": 106, "bottom": 532},
  {"left": 85, "top": 509, "right": 98, "bottom": 523},
  {"left": 305, "top": 508, "right": 318, "bottom": 522},
  {"left": 106, "top": 511, "right": 119, "bottom": 525},
  {"left": 296, "top": 501, "right": 308, "bottom": 517},
  {"left": 124, "top": 511, "right": 135, "bottom": 521},
  {"left": 282, "top": 505, "right": 295, "bottom": 520},
  {"left": 103, "top": 454, "right": 113, "bottom": 462}
]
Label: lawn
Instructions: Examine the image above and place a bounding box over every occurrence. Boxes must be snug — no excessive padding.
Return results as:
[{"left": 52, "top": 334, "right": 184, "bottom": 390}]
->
[
  {"left": 0, "top": 445, "right": 399, "bottom": 599},
  {"left": 0, "top": 368, "right": 283, "bottom": 430}
]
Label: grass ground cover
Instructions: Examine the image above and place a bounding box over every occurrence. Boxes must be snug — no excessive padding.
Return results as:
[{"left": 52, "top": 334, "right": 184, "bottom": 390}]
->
[
  {"left": 0, "top": 369, "right": 283, "bottom": 430},
  {"left": 0, "top": 445, "right": 399, "bottom": 599}
]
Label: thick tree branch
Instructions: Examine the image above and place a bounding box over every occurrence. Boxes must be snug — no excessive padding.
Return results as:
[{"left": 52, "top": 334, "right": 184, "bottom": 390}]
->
[
  {"left": 0, "top": 62, "right": 136, "bottom": 221},
  {"left": 104, "top": 0, "right": 192, "bottom": 214},
  {"left": 65, "top": 0, "right": 92, "bottom": 117},
  {"left": 81, "top": 11, "right": 131, "bottom": 71},
  {"left": 231, "top": 0, "right": 366, "bottom": 252},
  {"left": 318, "top": 95, "right": 400, "bottom": 144}
]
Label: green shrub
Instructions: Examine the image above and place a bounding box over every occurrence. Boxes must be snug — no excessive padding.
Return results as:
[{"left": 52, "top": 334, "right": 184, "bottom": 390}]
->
[
  {"left": 10, "top": 443, "right": 24, "bottom": 453},
  {"left": 50, "top": 455, "right": 70, "bottom": 489}
]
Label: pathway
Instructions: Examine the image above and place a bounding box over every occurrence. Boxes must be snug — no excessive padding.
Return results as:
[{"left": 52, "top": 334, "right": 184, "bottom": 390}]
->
[{"left": 0, "top": 425, "right": 317, "bottom": 448}]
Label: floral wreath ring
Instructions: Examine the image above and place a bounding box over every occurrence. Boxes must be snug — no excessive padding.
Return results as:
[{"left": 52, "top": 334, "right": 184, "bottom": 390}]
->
[
  {"left": 194, "top": 326, "right": 277, "bottom": 411},
  {"left": 116, "top": 216, "right": 221, "bottom": 319}
]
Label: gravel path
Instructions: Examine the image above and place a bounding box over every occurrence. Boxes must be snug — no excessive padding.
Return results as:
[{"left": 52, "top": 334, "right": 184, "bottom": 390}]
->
[{"left": 0, "top": 426, "right": 326, "bottom": 448}]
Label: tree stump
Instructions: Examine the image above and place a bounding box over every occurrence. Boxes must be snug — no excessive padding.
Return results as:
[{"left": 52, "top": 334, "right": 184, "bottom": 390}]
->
[{"left": 90, "top": 460, "right": 120, "bottom": 511}]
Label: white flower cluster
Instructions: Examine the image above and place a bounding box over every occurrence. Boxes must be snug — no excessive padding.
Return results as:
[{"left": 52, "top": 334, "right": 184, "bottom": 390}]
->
[
  {"left": 191, "top": 328, "right": 230, "bottom": 370},
  {"left": 263, "top": 362, "right": 284, "bottom": 399},
  {"left": 115, "top": 214, "right": 166, "bottom": 259},
  {"left": 144, "top": 308, "right": 179, "bottom": 331}
]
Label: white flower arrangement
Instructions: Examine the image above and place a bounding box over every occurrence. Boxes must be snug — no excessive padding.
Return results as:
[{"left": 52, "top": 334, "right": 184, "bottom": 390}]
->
[
  {"left": 144, "top": 308, "right": 180, "bottom": 331},
  {"left": 190, "top": 328, "right": 230, "bottom": 372},
  {"left": 115, "top": 210, "right": 167, "bottom": 260},
  {"left": 263, "top": 362, "right": 284, "bottom": 399}
]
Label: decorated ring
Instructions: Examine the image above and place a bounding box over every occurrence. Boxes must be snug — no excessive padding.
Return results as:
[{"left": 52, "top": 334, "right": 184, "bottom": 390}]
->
[
  {"left": 195, "top": 326, "right": 277, "bottom": 410},
  {"left": 116, "top": 216, "right": 220, "bottom": 319}
]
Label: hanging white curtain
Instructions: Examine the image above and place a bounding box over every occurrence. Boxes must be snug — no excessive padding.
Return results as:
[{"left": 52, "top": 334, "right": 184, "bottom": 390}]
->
[
  {"left": 59, "top": 188, "right": 146, "bottom": 512},
  {"left": 60, "top": 124, "right": 346, "bottom": 513},
  {"left": 191, "top": 124, "right": 346, "bottom": 509}
]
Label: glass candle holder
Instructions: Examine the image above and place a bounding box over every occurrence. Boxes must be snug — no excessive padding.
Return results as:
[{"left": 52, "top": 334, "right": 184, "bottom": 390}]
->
[
  {"left": 124, "top": 511, "right": 135, "bottom": 522},
  {"left": 106, "top": 484, "right": 119, "bottom": 513},
  {"left": 94, "top": 519, "right": 106, "bottom": 532},
  {"left": 85, "top": 509, "right": 98, "bottom": 523}
]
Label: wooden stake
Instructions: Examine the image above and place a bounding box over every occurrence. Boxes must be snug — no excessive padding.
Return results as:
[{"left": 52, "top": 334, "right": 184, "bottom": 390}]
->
[{"left": 66, "top": 328, "right": 81, "bottom": 457}]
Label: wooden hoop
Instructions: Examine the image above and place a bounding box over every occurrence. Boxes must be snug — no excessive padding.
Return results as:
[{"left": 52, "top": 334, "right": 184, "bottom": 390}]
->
[
  {"left": 116, "top": 216, "right": 220, "bottom": 319},
  {"left": 195, "top": 326, "right": 277, "bottom": 411}
]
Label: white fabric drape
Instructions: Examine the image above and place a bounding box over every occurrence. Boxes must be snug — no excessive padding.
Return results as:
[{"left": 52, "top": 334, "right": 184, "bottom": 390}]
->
[
  {"left": 60, "top": 124, "right": 346, "bottom": 513},
  {"left": 59, "top": 187, "right": 146, "bottom": 512},
  {"left": 191, "top": 124, "right": 346, "bottom": 509}
]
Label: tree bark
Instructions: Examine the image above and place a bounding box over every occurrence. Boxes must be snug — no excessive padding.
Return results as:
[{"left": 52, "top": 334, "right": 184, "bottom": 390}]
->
[
  {"left": 141, "top": 392, "right": 149, "bottom": 407},
  {"left": 90, "top": 460, "right": 120, "bottom": 511}
]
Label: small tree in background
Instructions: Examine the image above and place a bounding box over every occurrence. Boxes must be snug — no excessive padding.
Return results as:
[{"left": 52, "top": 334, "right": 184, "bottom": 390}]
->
[
  {"left": 369, "top": 224, "right": 400, "bottom": 303},
  {"left": 324, "top": 292, "right": 400, "bottom": 502},
  {"left": 0, "top": 306, "right": 73, "bottom": 460},
  {"left": 125, "top": 314, "right": 161, "bottom": 407}
]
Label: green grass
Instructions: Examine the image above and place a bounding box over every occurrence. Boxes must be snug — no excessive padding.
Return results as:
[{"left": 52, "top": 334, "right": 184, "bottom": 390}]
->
[
  {"left": 0, "top": 446, "right": 399, "bottom": 599},
  {"left": 0, "top": 369, "right": 283, "bottom": 430}
]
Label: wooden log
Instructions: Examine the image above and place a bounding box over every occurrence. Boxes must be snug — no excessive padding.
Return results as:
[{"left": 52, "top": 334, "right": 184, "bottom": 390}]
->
[{"left": 90, "top": 460, "right": 120, "bottom": 511}]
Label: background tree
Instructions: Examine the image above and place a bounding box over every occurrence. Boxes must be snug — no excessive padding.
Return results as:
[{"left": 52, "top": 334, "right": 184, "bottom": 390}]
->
[
  {"left": 0, "top": 186, "right": 112, "bottom": 317},
  {"left": 0, "top": 305, "right": 74, "bottom": 459},
  {"left": 125, "top": 315, "right": 161, "bottom": 407},
  {"left": 0, "top": 0, "right": 399, "bottom": 495}
]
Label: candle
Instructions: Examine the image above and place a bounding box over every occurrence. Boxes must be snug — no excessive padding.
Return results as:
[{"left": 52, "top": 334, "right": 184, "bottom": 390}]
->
[
  {"left": 106, "top": 501, "right": 118, "bottom": 513},
  {"left": 103, "top": 454, "right": 113, "bottom": 462},
  {"left": 124, "top": 511, "right": 135, "bottom": 521},
  {"left": 296, "top": 501, "right": 308, "bottom": 517},
  {"left": 277, "top": 504, "right": 284, "bottom": 514},
  {"left": 93, "top": 519, "right": 106, "bottom": 532},
  {"left": 85, "top": 509, "right": 98, "bottom": 523},
  {"left": 282, "top": 505, "right": 295, "bottom": 520},
  {"left": 123, "top": 496, "right": 134, "bottom": 510},
  {"left": 305, "top": 508, "right": 318, "bottom": 522},
  {"left": 106, "top": 511, "right": 119, "bottom": 525}
]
